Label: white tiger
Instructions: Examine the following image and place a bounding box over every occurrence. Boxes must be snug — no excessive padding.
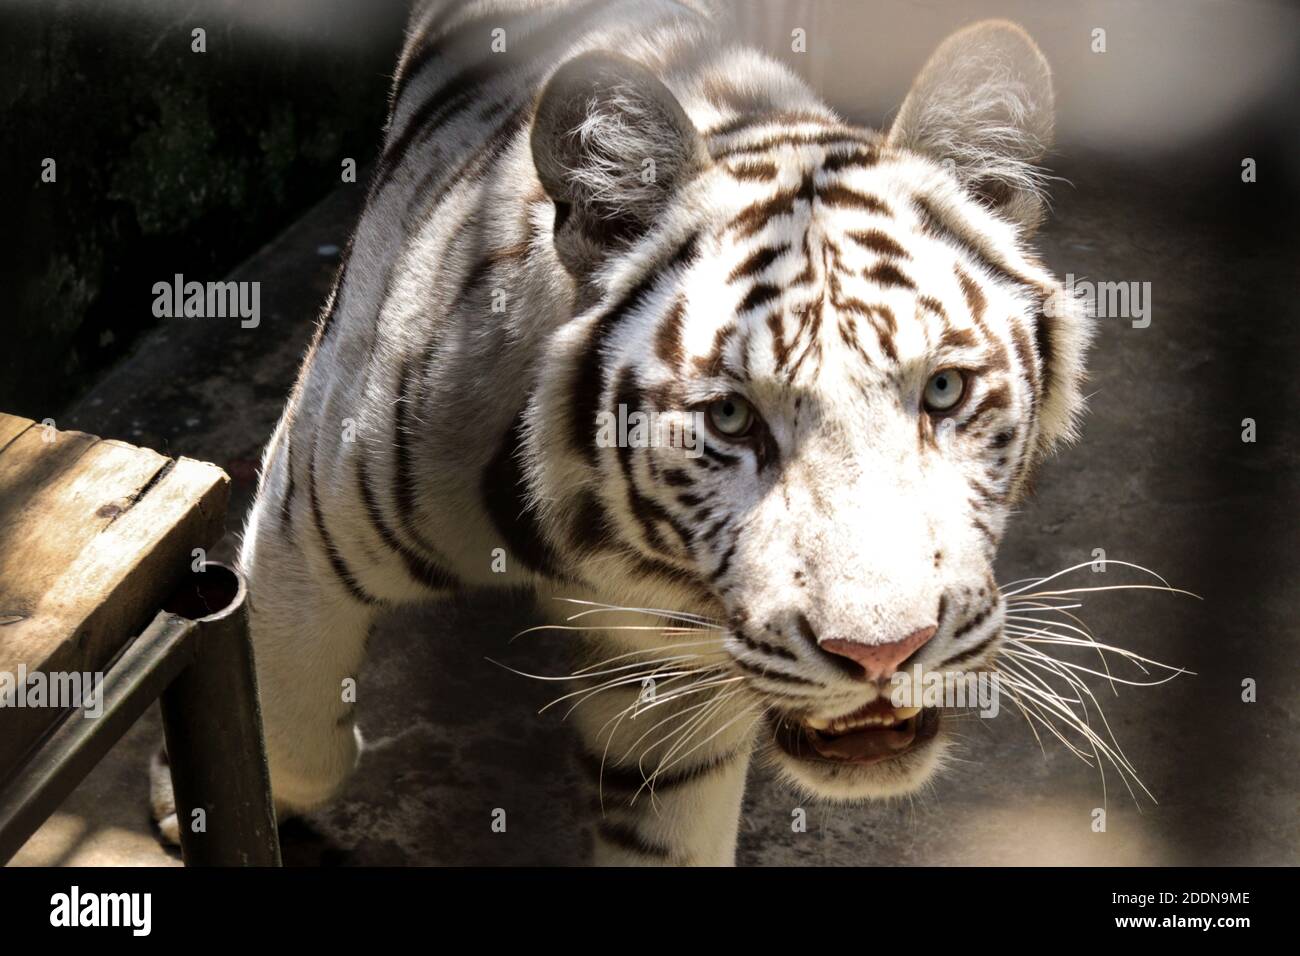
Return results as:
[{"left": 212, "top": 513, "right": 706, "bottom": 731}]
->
[{"left": 152, "top": 0, "right": 1091, "bottom": 865}]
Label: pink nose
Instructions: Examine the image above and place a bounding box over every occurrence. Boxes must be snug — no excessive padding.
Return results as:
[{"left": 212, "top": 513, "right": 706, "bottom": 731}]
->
[{"left": 821, "top": 626, "right": 937, "bottom": 681}]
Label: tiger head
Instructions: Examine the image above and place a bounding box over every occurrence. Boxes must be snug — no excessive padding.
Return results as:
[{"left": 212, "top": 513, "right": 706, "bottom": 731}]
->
[{"left": 527, "top": 21, "right": 1091, "bottom": 800}]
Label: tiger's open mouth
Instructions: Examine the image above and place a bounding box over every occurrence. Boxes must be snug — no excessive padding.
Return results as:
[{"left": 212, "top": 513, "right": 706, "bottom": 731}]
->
[{"left": 771, "top": 698, "right": 941, "bottom": 765}]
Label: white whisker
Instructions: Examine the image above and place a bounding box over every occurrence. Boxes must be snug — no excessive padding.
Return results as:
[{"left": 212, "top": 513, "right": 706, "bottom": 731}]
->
[
  {"left": 553, "top": 598, "right": 723, "bottom": 628},
  {"left": 999, "top": 559, "right": 1175, "bottom": 596}
]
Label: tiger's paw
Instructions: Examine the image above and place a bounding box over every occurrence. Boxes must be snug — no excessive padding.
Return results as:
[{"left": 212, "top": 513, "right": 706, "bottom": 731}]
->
[{"left": 148, "top": 746, "right": 181, "bottom": 847}]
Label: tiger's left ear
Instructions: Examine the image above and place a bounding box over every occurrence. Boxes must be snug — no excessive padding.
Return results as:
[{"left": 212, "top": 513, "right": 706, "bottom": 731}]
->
[
  {"left": 888, "top": 20, "right": 1054, "bottom": 234},
  {"left": 532, "top": 51, "right": 708, "bottom": 279}
]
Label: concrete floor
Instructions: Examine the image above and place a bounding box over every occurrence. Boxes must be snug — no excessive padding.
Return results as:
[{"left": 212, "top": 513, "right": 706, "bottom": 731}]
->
[{"left": 12, "top": 139, "right": 1299, "bottom": 865}]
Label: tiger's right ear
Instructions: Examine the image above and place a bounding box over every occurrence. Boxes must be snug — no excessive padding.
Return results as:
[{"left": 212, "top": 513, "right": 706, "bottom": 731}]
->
[{"left": 531, "top": 51, "right": 707, "bottom": 278}]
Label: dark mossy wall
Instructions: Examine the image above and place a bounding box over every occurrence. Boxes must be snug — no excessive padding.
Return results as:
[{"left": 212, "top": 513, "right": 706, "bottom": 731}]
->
[{"left": 1, "top": 0, "right": 408, "bottom": 418}]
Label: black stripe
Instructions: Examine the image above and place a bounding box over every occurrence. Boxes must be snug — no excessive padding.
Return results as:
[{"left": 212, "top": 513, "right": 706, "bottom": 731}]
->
[
  {"left": 963, "top": 384, "right": 1013, "bottom": 430},
  {"left": 481, "top": 409, "right": 571, "bottom": 581},
  {"left": 380, "top": 0, "right": 604, "bottom": 189},
  {"left": 845, "top": 229, "right": 910, "bottom": 259},
  {"left": 728, "top": 244, "right": 787, "bottom": 282},
  {"left": 279, "top": 429, "right": 296, "bottom": 530},
  {"left": 1034, "top": 311, "right": 1054, "bottom": 399},
  {"left": 391, "top": 358, "right": 444, "bottom": 558},
  {"left": 390, "top": 3, "right": 485, "bottom": 105},
  {"left": 661, "top": 468, "right": 693, "bottom": 488},
  {"left": 952, "top": 602, "right": 996, "bottom": 641},
  {"left": 705, "top": 110, "right": 841, "bottom": 140},
  {"left": 723, "top": 159, "right": 779, "bottom": 181},
  {"left": 819, "top": 147, "right": 880, "bottom": 173},
  {"left": 580, "top": 745, "right": 745, "bottom": 800},
  {"left": 700, "top": 443, "right": 739, "bottom": 467},
  {"left": 712, "top": 130, "right": 875, "bottom": 161},
  {"left": 568, "top": 489, "right": 618, "bottom": 554},
  {"left": 613, "top": 369, "right": 695, "bottom": 555},
  {"left": 794, "top": 611, "right": 820, "bottom": 649},
  {"left": 596, "top": 820, "right": 673, "bottom": 860},
  {"left": 654, "top": 295, "right": 686, "bottom": 368},
  {"left": 729, "top": 171, "right": 814, "bottom": 237},
  {"left": 711, "top": 535, "right": 738, "bottom": 582},
  {"left": 737, "top": 282, "right": 782, "bottom": 314},
  {"left": 405, "top": 100, "right": 531, "bottom": 232},
  {"left": 944, "top": 630, "right": 1001, "bottom": 667},
  {"left": 308, "top": 445, "right": 382, "bottom": 606},
  {"left": 736, "top": 629, "right": 798, "bottom": 662},
  {"left": 863, "top": 261, "right": 916, "bottom": 291},
  {"left": 612, "top": 368, "right": 667, "bottom": 553},
  {"left": 623, "top": 550, "right": 714, "bottom": 604},
  {"left": 356, "top": 456, "right": 459, "bottom": 592},
  {"left": 912, "top": 195, "right": 1040, "bottom": 295},
  {"left": 386, "top": 108, "right": 533, "bottom": 413},
  {"left": 1010, "top": 322, "right": 1042, "bottom": 408},
  {"left": 701, "top": 515, "right": 730, "bottom": 542},
  {"left": 731, "top": 656, "right": 821, "bottom": 686},
  {"left": 569, "top": 233, "right": 701, "bottom": 463},
  {"left": 816, "top": 183, "right": 891, "bottom": 215}
]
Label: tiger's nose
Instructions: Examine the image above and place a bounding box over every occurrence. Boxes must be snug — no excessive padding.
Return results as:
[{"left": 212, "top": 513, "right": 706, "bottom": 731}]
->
[{"left": 820, "top": 626, "right": 937, "bottom": 681}]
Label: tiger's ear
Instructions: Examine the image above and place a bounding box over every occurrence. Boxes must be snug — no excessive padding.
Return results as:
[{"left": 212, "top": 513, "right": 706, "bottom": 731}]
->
[
  {"left": 532, "top": 51, "right": 707, "bottom": 277},
  {"left": 888, "top": 20, "right": 1054, "bottom": 234}
]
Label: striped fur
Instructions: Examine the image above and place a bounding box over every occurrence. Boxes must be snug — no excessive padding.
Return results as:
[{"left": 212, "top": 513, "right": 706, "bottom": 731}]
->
[{"left": 153, "top": 2, "right": 1091, "bottom": 865}]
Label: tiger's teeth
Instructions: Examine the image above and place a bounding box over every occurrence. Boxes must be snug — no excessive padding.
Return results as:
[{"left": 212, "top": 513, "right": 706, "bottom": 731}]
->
[{"left": 804, "top": 705, "right": 921, "bottom": 734}]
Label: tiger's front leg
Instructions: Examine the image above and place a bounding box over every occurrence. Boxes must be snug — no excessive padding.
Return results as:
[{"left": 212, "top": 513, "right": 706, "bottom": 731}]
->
[{"left": 573, "top": 673, "right": 757, "bottom": 866}]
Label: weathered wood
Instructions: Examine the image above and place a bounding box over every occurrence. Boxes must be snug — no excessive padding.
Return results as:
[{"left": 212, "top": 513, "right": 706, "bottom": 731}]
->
[
  {"left": 0, "top": 413, "right": 35, "bottom": 453},
  {"left": 0, "top": 413, "right": 230, "bottom": 781},
  {"left": 0, "top": 437, "right": 170, "bottom": 612}
]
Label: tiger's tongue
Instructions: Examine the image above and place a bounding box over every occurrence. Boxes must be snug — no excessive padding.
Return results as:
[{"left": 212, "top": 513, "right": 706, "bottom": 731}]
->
[{"left": 809, "top": 723, "right": 918, "bottom": 762}]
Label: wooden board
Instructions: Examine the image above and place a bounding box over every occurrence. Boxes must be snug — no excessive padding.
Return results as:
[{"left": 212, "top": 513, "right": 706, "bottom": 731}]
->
[{"left": 0, "top": 412, "right": 230, "bottom": 780}]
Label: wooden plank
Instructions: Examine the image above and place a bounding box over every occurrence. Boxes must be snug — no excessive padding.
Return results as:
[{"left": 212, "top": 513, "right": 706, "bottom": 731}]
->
[
  {"left": 11, "top": 457, "right": 231, "bottom": 669},
  {"left": 0, "top": 439, "right": 170, "bottom": 619},
  {"left": 0, "top": 426, "right": 100, "bottom": 528},
  {"left": 0, "top": 413, "right": 34, "bottom": 454},
  {"left": 0, "top": 413, "right": 230, "bottom": 779}
]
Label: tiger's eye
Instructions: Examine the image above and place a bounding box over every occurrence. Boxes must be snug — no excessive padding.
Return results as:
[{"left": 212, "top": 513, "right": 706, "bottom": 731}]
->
[
  {"left": 923, "top": 369, "right": 966, "bottom": 413},
  {"left": 707, "top": 396, "right": 754, "bottom": 437}
]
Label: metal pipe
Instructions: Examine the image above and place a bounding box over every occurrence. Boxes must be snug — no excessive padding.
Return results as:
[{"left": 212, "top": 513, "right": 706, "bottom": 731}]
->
[{"left": 159, "top": 562, "right": 281, "bottom": 866}]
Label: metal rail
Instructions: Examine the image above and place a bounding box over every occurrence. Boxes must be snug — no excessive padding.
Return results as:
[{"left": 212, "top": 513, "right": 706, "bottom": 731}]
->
[{"left": 0, "top": 563, "right": 280, "bottom": 866}]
